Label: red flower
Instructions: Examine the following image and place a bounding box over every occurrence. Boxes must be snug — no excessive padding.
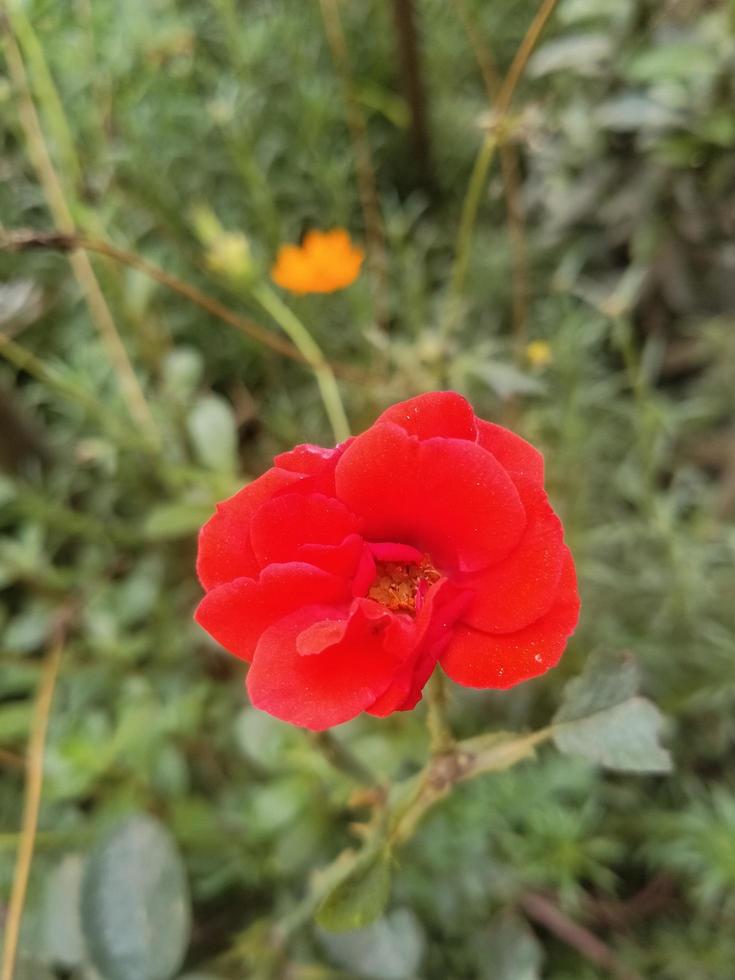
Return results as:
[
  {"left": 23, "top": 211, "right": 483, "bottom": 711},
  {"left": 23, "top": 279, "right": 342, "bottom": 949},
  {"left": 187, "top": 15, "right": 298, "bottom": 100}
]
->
[{"left": 195, "top": 392, "right": 579, "bottom": 730}]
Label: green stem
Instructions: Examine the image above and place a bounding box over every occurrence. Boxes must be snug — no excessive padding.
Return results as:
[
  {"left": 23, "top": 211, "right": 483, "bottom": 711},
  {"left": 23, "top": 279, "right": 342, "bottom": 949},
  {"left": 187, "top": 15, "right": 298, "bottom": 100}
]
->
[
  {"left": 274, "top": 725, "right": 554, "bottom": 951},
  {"left": 309, "top": 730, "right": 379, "bottom": 787},
  {"left": 426, "top": 671, "right": 454, "bottom": 754},
  {"left": 251, "top": 283, "right": 350, "bottom": 443}
]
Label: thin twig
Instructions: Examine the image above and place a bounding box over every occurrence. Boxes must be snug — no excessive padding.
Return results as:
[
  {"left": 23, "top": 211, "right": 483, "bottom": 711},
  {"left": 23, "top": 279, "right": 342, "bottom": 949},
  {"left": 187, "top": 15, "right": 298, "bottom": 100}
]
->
[
  {"left": 1, "top": 230, "right": 364, "bottom": 382},
  {"left": 520, "top": 892, "right": 643, "bottom": 980},
  {"left": 390, "top": 0, "right": 434, "bottom": 193},
  {"left": 309, "top": 731, "right": 378, "bottom": 787},
  {"left": 1, "top": 610, "right": 71, "bottom": 980},
  {"left": 447, "top": 0, "right": 559, "bottom": 317},
  {"left": 317, "top": 0, "right": 390, "bottom": 331},
  {"left": 1, "top": 17, "right": 157, "bottom": 440},
  {"left": 453, "top": 0, "right": 529, "bottom": 348}
]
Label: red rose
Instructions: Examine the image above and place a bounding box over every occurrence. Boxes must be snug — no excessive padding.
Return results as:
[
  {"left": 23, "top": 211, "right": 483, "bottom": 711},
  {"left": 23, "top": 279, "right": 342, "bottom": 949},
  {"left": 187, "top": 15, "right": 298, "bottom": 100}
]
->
[{"left": 195, "top": 391, "right": 579, "bottom": 730}]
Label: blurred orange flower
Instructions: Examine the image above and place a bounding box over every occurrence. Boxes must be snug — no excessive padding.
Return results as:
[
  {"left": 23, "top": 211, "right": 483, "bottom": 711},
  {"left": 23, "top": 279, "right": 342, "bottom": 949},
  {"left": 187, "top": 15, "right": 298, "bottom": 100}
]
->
[{"left": 271, "top": 229, "right": 364, "bottom": 294}]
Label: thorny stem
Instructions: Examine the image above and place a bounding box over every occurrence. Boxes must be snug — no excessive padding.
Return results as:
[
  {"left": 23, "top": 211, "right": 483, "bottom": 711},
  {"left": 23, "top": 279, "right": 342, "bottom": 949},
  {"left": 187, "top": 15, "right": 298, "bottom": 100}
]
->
[
  {"left": 273, "top": 725, "right": 554, "bottom": 954},
  {"left": 251, "top": 283, "right": 351, "bottom": 444}
]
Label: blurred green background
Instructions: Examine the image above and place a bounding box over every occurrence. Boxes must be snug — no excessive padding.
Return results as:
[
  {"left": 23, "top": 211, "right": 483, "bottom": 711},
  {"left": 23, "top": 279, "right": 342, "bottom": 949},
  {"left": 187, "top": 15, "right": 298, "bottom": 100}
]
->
[{"left": 1, "top": 0, "right": 735, "bottom": 977}]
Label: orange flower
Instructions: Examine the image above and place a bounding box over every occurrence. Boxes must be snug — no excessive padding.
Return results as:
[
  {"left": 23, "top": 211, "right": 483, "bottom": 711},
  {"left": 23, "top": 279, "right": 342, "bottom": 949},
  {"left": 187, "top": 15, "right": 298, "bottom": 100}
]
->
[{"left": 271, "top": 229, "right": 364, "bottom": 294}]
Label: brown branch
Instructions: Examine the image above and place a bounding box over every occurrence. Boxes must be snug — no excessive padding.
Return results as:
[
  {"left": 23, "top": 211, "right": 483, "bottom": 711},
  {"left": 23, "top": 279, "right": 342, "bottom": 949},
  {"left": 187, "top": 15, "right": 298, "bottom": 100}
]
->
[
  {"left": 0, "top": 229, "right": 342, "bottom": 371},
  {"left": 317, "top": 0, "right": 390, "bottom": 331},
  {"left": 0, "top": 749, "right": 25, "bottom": 771},
  {"left": 0, "top": 608, "right": 73, "bottom": 980},
  {"left": 390, "top": 0, "right": 434, "bottom": 194},
  {"left": 520, "top": 892, "right": 643, "bottom": 980}
]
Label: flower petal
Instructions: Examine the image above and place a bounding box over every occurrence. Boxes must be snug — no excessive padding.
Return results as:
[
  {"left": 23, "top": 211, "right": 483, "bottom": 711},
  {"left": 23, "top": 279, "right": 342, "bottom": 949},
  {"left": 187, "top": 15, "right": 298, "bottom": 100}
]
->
[
  {"left": 194, "top": 563, "right": 350, "bottom": 662},
  {"left": 247, "top": 601, "right": 416, "bottom": 730},
  {"left": 377, "top": 391, "right": 478, "bottom": 441},
  {"left": 250, "top": 492, "right": 361, "bottom": 567},
  {"left": 273, "top": 441, "right": 353, "bottom": 495},
  {"left": 335, "top": 422, "right": 526, "bottom": 571},
  {"left": 196, "top": 468, "right": 302, "bottom": 591},
  {"left": 459, "top": 481, "right": 566, "bottom": 634},
  {"left": 476, "top": 419, "right": 544, "bottom": 486},
  {"left": 440, "top": 551, "right": 580, "bottom": 689}
]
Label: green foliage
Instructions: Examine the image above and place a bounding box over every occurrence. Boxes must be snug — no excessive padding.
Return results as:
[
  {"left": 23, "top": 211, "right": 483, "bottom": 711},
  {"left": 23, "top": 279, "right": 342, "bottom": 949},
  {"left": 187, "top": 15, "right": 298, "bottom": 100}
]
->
[
  {"left": 80, "top": 815, "right": 191, "bottom": 980},
  {"left": 1, "top": 0, "right": 735, "bottom": 977},
  {"left": 315, "top": 847, "right": 392, "bottom": 933},
  {"left": 553, "top": 650, "right": 672, "bottom": 772}
]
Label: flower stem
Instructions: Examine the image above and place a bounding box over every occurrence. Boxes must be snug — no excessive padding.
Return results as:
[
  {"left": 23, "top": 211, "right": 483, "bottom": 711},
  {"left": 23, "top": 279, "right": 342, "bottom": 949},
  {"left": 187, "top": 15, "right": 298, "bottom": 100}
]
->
[
  {"left": 309, "top": 730, "right": 377, "bottom": 787},
  {"left": 426, "top": 670, "right": 454, "bottom": 755},
  {"left": 251, "top": 283, "right": 351, "bottom": 444}
]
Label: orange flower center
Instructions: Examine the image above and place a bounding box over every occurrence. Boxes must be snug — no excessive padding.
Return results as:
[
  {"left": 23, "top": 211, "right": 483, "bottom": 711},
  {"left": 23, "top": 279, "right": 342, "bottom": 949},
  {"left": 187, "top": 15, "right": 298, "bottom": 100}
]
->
[{"left": 367, "top": 556, "right": 440, "bottom": 614}]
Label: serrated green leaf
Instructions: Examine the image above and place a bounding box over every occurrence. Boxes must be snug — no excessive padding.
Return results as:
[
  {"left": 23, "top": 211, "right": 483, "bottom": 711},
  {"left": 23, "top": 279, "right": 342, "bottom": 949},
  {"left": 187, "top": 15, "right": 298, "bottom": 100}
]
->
[
  {"left": 316, "top": 847, "right": 392, "bottom": 933},
  {"left": 81, "top": 814, "right": 191, "bottom": 980},
  {"left": 553, "top": 652, "right": 672, "bottom": 772},
  {"left": 555, "top": 697, "right": 672, "bottom": 772},
  {"left": 555, "top": 650, "right": 639, "bottom": 723}
]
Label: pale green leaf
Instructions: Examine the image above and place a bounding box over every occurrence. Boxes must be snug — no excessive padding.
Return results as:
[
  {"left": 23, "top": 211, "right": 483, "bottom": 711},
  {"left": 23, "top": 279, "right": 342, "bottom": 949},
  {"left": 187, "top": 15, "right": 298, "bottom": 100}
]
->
[
  {"left": 317, "top": 908, "right": 425, "bottom": 979},
  {"left": 186, "top": 394, "right": 237, "bottom": 472},
  {"left": 553, "top": 652, "right": 672, "bottom": 772},
  {"left": 81, "top": 814, "right": 191, "bottom": 980},
  {"left": 477, "top": 914, "right": 543, "bottom": 980}
]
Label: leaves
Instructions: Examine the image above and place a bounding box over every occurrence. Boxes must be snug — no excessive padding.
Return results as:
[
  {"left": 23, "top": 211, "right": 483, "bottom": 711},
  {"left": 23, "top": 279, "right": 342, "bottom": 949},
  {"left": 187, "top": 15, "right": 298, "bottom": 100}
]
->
[
  {"left": 316, "top": 847, "right": 392, "bottom": 933},
  {"left": 317, "top": 908, "right": 425, "bottom": 980},
  {"left": 186, "top": 394, "right": 238, "bottom": 472},
  {"left": 476, "top": 914, "right": 543, "bottom": 980},
  {"left": 80, "top": 814, "right": 191, "bottom": 980},
  {"left": 40, "top": 854, "right": 88, "bottom": 969},
  {"left": 553, "top": 651, "right": 672, "bottom": 773}
]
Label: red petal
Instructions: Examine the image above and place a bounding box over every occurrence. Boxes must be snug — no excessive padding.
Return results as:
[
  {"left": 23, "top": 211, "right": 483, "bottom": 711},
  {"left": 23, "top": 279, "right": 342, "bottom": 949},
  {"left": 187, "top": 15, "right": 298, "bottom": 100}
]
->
[
  {"left": 377, "top": 391, "right": 478, "bottom": 441},
  {"left": 335, "top": 422, "right": 526, "bottom": 571},
  {"left": 459, "top": 481, "right": 565, "bottom": 634},
  {"left": 196, "top": 468, "right": 302, "bottom": 591},
  {"left": 273, "top": 440, "right": 353, "bottom": 495},
  {"left": 476, "top": 420, "right": 544, "bottom": 486},
  {"left": 440, "top": 551, "right": 580, "bottom": 689},
  {"left": 250, "top": 492, "right": 361, "bottom": 567},
  {"left": 246, "top": 601, "right": 416, "bottom": 730},
  {"left": 366, "top": 579, "right": 470, "bottom": 716},
  {"left": 194, "top": 563, "right": 349, "bottom": 662}
]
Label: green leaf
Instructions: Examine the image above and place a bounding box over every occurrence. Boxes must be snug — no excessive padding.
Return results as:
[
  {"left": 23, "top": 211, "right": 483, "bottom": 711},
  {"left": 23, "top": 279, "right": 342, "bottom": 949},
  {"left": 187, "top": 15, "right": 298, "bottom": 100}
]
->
[
  {"left": 554, "top": 650, "right": 639, "bottom": 724},
  {"left": 81, "top": 814, "right": 191, "bottom": 980},
  {"left": 186, "top": 394, "right": 237, "bottom": 472},
  {"left": 316, "top": 847, "right": 392, "bottom": 933},
  {"left": 317, "top": 908, "right": 425, "bottom": 979},
  {"left": 476, "top": 914, "right": 543, "bottom": 980},
  {"left": 143, "top": 501, "right": 214, "bottom": 541},
  {"left": 553, "top": 651, "right": 672, "bottom": 773},
  {"left": 40, "top": 854, "right": 88, "bottom": 968}
]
